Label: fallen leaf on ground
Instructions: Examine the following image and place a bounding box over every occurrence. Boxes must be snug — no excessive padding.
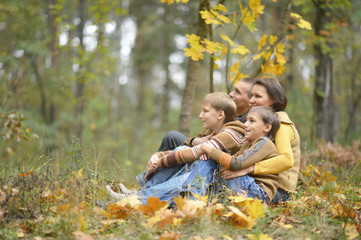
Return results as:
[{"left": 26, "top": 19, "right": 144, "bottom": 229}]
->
[
  {"left": 138, "top": 196, "right": 169, "bottom": 215},
  {"left": 159, "top": 231, "right": 182, "bottom": 240},
  {"left": 224, "top": 206, "right": 255, "bottom": 230},
  {"left": 73, "top": 230, "right": 94, "bottom": 240}
]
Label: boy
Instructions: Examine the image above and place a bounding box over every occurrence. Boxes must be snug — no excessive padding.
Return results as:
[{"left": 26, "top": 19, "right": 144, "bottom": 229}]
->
[
  {"left": 196, "top": 106, "right": 280, "bottom": 203},
  {"left": 144, "top": 91, "right": 246, "bottom": 180}
]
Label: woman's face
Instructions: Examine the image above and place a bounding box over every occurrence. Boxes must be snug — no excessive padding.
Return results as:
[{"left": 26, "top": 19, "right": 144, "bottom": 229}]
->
[{"left": 250, "top": 84, "right": 274, "bottom": 108}]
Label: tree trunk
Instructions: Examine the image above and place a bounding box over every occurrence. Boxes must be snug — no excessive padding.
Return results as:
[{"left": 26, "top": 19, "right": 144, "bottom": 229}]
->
[
  {"left": 110, "top": 18, "right": 123, "bottom": 140},
  {"left": 313, "top": 1, "right": 334, "bottom": 142},
  {"left": 74, "top": 0, "right": 86, "bottom": 140},
  {"left": 344, "top": 57, "right": 361, "bottom": 143},
  {"left": 160, "top": 5, "right": 172, "bottom": 128},
  {"left": 45, "top": 0, "right": 60, "bottom": 152},
  {"left": 178, "top": 0, "right": 208, "bottom": 136},
  {"left": 29, "top": 55, "right": 47, "bottom": 124}
]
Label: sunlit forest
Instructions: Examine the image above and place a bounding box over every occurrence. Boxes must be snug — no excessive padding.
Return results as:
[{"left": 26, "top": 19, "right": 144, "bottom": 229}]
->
[{"left": 1, "top": 0, "right": 360, "bottom": 239}]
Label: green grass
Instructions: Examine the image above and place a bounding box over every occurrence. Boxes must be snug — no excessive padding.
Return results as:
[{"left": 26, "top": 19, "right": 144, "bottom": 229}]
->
[{"left": 0, "top": 142, "right": 360, "bottom": 240}]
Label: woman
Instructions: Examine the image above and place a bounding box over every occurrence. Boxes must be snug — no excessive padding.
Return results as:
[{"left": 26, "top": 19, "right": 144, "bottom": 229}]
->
[{"left": 220, "top": 77, "right": 301, "bottom": 203}]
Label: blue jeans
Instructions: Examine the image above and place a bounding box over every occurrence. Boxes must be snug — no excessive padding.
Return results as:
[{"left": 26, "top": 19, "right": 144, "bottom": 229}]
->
[
  {"left": 221, "top": 175, "right": 268, "bottom": 203},
  {"left": 270, "top": 188, "right": 289, "bottom": 204},
  {"left": 136, "top": 156, "right": 217, "bottom": 205}
]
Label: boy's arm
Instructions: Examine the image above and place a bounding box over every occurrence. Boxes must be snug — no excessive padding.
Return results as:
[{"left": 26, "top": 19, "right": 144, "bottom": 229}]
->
[
  {"left": 158, "top": 124, "right": 246, "bottom": 168},
  {"left": 254, "top": 123, "right": 294, "bottom": 174},
  {"left": 208, "top": 137, "right": 277, "bottom": 171}
]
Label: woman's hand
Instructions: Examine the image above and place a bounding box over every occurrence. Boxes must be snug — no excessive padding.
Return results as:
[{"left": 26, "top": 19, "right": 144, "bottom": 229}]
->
[{"left": 220, "top": 165, "right": 255, "bottom": 179}]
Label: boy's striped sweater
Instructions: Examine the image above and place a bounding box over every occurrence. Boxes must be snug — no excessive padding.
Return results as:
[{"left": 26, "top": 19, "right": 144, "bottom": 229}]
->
[{"left": 156, "top": 120, "right": 246, "bottom": 168}]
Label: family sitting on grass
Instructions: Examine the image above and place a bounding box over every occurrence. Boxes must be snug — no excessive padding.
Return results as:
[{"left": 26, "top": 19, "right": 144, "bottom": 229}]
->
[{"left": 106, "top": 77, "right": 300, "bottom": 206}]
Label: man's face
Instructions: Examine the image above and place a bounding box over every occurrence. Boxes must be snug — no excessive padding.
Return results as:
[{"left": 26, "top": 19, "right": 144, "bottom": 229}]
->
[{"left": 229, "top": 81, "right": 252, "bottom": 116}]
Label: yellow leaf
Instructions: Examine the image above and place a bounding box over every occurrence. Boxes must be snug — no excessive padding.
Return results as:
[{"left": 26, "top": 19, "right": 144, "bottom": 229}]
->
[
  {"left": 345, "top": 223, "right": 359, "bottom": 239},
  {"left": 138, "top": 196, "right": 169, "bottom": 215},
  {"left": 276, "top": 42, "right": 285, "bottom": 53},
  {"left": 200, "top": 10, "right": 218, "bottom": 25},
  {"left": 73, "top": 230, "right": 95, "bottom": 240},
  {"left": 184, "top": 48, "right": 204, "bottom": 61},
  {"left": 17, "top": 232, "right": 24, "bottom": 238},
  {"left": 246, "top": 233, "right": 273, "bottom": 240},
  {"left": 298, "top": 19, "right": 312, "bottom": 30},
  {"left": 253, "top": 52, "right": 263, "bottom": 61},
  {"left": 160, "top": 0, "right": 174, "bottom": 5},
  {"left": 159, "top": 231, "right": 182, "bottom": 240},
  {"left": 73, "top": 169, "right": 83, "bottom": 179},
  {"left": 146, "top": 209, "right": 182, "bottom": 228},
  {"left": 229, "top": 195, "right": 256, "bottom": 205},
  {"left": 214, "top": 4, "right": 227, "bottom": 13},
  {"left": 220, "top": 34, "right": 235, "bottom": 46},
  {"left": 107, "top": 195, "right": 141, "bottom": 219},
  {"left": 283, "top": 224, "right": 293, "bottom": 229},
  {"left": 217, "top": 14, "right": 231, "bottom": 24},
  {"left": 242, "top": 9, "right": 255, "bottom": 26},
  {"left": 249, "top": 0, "right": 264, "bottom": 17},
  {"left": 290, "top": 12, "right": 312, "bottom": 30},
  {"left": 221, "top": 234, "right": 233, "bottom": 240},
  {"left": 179, "top": 199, "right": 207, "bottom": 218},
  {"left": 290, "top": 12, "right": 302, "bottom": 20},
  {"left": 233, "top": 13, "right": 237, "bottom": 25},
  {"left": 275, "top": 52, "right": 286, "bottom": 65},
  {"left": 225, "top": 206, "right": 255, "bottom": 230},
  {"left": 202, "top": 39, "right": 223, "bottom": 54},
  {"left": 78, "top": 215, "right": 87, "bottom": 232},
  {"left": 194, "top": 236, "right": 216, "bottom": 240},
  {"left": 268, "top": 35, "right": 278, "bottom": 45},
  {"left": 258, "top": 34, "right": 268, "bottom": 51},
  {"left": 210, "top": 203, "right": 225, "bottom": 217},
  {"left": 193, "top": 194, "right": 209, "bottom": 202},
  {"left": 244, "top": 199, "right": 265, "bottom": 220},
  {"left": 231, "top": 45, "right": 250, "bottom": 55}
]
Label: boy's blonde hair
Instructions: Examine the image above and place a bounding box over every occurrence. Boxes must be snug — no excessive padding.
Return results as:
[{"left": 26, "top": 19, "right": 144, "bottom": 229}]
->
[
  {"left": 203, "top": 92, "right": 236, "bottom": 123},
  {"left": 249, "top": 106, "right": 280, "bottom": 140}
]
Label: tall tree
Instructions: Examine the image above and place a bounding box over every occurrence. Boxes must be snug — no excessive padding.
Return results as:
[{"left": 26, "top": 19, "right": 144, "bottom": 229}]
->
[
  {"left": 74, "top": 0, "right": 87, "bottom": 139},
  {"left": 178, "top": 0, "right": 208, "bottom": 136},
  {"left": 312, "top": 0, "right": 334, "bottom": 142}
]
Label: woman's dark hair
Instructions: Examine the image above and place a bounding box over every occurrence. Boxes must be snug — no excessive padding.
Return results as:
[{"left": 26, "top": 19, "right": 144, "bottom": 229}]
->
[{"left": 254, "top": 77, "right": 287, "bottom": 111}]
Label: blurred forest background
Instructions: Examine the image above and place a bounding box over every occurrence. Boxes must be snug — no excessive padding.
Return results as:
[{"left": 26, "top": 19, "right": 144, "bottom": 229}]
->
[{"left": 1, "top": 0, "right": 361, "bottom": 182}]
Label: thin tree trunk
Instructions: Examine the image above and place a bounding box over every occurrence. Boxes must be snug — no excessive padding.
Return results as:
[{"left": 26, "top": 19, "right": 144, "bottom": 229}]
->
[
  {"left": 344, "top": 57, "right": 361, "bottom": 143},
  {"left": 178, "top": 0, "right": 208, "bottom": 136},
  {"left": 110, "top": 18, "right": 123, "bottom": 140},
  {"left": 313, "top": 1, "right": 334, "bottom": 142},
  {"left": 29, "top": 55, "right": 47, "bottom": 124},
  {"left": 74, "top": 0, "right": 86, "bottom": 140},
  {"left": 160, "top": 5, "right": 171, "bottom": 128},
  {"left": 45, "top": 0, "right": 60, "bottom": 152}
]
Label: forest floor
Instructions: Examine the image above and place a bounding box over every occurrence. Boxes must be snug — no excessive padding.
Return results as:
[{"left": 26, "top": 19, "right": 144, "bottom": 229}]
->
[{"left": 1, "top": 146, "right": 360, "bottom": 240}]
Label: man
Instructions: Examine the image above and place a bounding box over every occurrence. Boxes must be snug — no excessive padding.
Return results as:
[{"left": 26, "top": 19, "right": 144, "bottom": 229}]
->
[{"left": 158, "top": 78, "right": 255, "bottom": 151}]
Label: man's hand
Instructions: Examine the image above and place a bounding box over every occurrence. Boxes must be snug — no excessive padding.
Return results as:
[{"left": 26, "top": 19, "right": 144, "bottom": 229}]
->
[
  {"left": 191, "top": 134, "right": 212, "bottom": 146},
  {"left": 220, "top": 165, "right": 255, "bottom": 179}
]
